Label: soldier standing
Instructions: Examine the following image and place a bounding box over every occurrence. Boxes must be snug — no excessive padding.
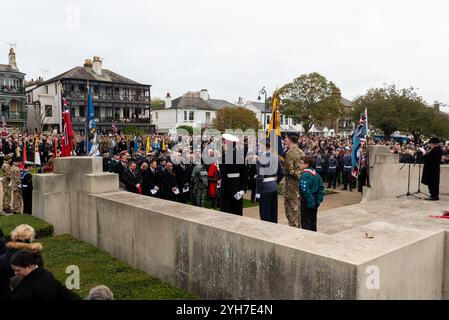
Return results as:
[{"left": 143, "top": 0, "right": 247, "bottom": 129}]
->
[
  {"left": 11, "top": 159, "right": 22, "bottom": 214},
  {"left": 1, "top": 154, "right": 13, "bottom": 214},
  {"left": 191, "top": 157, "right": 209, "bottom": 208},
  {"left": 21, "top": 162, "right": 33, "bottom": 215},
  {"left": 283, "top": 134, "right": 305, "bottom": 227}
]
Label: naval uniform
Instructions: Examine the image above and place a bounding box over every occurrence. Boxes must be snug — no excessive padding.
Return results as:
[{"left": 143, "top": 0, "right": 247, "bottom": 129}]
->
[
  {"left": 219, "top": 151, "right": 247, "bottom": 216},
  {"left": 20, "top": 170, "right": 33, "bottom": 215}
]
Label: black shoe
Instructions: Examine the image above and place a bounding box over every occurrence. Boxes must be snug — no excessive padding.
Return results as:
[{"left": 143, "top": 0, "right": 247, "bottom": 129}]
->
[
  {"left": 425, "top": 197, "right": 439, "bottom": 201},
  {"left": 341, "top": 188, "right": 347, "bottom": 191}
]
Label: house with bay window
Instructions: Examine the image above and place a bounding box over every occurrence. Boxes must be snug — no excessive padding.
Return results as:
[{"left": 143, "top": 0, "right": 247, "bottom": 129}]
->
[{"left": 151, "top": 89, "right": 236, "bottom": 133}]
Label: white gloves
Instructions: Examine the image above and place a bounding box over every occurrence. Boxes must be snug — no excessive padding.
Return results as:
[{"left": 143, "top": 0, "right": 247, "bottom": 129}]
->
[
  {"left": 234, "top": 190, "right": 244, "bottom": 200},
  {"left": 255, "top": 193, "right": 261, "bottom": 200}
]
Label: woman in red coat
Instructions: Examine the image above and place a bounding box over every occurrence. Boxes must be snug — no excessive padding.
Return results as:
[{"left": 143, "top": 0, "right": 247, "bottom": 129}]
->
[{"left": 207, "top": 160, "right": 220, "bottom": 209}]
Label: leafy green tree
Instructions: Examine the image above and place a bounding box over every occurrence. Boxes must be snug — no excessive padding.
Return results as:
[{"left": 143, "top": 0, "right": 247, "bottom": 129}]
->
[
  {"left": 354, "top": 85, "right": 421, "bottom": 140},
  {"left": 150, "top": 97, "right": 164, "bottom": 110},
  {"left": 212, "top": 107, "right": 260, "bottom": 132},
  {"left": 277, "top": 72, "right": 344, "bottom": 133}
]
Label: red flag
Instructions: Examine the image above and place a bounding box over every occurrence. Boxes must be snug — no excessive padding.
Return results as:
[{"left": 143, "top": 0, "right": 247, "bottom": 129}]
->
[
  {"left": 61, "top": 110, "right": 75, "bottom": 157},
  {"left": 20, "top": 141, "right": 27, "bottom": 170}
]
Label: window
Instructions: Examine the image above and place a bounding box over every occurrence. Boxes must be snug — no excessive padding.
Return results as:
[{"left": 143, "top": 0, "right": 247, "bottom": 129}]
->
[
  {"left": 79, "top": 106, "right": 85, "bottom": 117},
  {"left": 205, "top": 112, "right": 211, "bottom": 123},
  {"left": 123, "top": 107, "right": 130, "bottom": 118},
  {"left": 106, "top": 107, "right": 113, "bottom": 117},
  {"left": 45, "top": 105, "right": 52, "bottom": 117},
  {"left": 184, "top": 111, "right": 188, "bottom": 122},
  {"left": 266, "top": 115, "right": 270, "bottom": 124},
  {"left": 45, "top": 86, "right": 49, "bottom": 94},
  {"left": 135, "top": 108, "right": 141, "bottom": 116},
  {"left": 70, "top": 108, "right": 75, "bottom": 118},
  {"left": 280, "top": 115, "right": 284, "bottom": 125},
  {"left": 155, "top": 112, "right": 159, "bottom": 120},
  {"left": 189, "top": 111, "right": 194, "bottom": 122},
  {"left": 55, "top": 83, "right": 58, "bottom": 93}
]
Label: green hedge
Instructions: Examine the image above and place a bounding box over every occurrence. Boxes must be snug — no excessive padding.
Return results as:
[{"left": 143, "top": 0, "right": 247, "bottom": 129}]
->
[{"left": 0, "top": 214, "right": 54, "bottom": 241}]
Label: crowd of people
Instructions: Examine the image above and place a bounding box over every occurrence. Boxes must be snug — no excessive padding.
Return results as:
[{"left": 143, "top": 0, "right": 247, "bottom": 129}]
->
[{"left": 1, "top": 131, "right": 448, "bottom": 224}]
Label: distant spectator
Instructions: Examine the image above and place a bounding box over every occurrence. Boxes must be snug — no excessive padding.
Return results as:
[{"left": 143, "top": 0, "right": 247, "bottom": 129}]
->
[
  {"left": 9, "top": 250, "right": 60, "bottom": 300},
  {"left": 85, "top": 285, "right": 114, "bottom": 300}
]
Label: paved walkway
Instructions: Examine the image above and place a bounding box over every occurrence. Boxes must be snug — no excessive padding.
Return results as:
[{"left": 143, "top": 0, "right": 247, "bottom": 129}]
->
[{"left": 243, "top": 189, "right": 362, "bottom": 225}]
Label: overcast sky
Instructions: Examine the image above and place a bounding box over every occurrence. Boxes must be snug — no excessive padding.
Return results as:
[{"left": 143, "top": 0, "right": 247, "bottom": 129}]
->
[{"left": 2, "top": 0, "right": 449, "bottom": 112}]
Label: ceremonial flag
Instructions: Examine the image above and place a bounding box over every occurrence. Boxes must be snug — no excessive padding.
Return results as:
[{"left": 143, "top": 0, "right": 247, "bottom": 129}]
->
[
  {"left": 146, "top": 135, "right": 151, "bottom": 154},
  {"left": 61, "top": 110, "right": 75, "bottom": 157},
  {"left": 351, "top": 109, "right": 368, "bottom": 177},
  {"left": 86, "top": 86, "right": 100, "bottom": 156},
  {"left": 1, "top": 117, "right": 7, "bottom": 136},
  {"left": 34, "top": 136, "right": 41, "bottom": 166},
  {"left": 20, "top": 141, "right": 27, "bottom": 170},
  {"left": 267, "top": 94, "right": 284, "bottom": 160},
  {"left": 112, "top": 120, "right": 118, "bottom": 134}
]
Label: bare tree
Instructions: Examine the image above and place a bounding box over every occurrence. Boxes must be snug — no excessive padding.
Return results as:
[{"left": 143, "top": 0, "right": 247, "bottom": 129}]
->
[{"left": 30, "top": 102, "right": 52, "bottom": 133}]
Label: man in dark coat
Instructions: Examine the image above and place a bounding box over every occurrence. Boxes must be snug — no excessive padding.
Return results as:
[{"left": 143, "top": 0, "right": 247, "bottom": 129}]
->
[
  {"left": 421, "top": 137, "right": 443, "bottom": 201},
  {"left": 161, "top": 162, "right": 178, "bottom": 202},
  {"left": 122, "top": 160, "right": 142, "bottom": 194},
  {"left": 144, "top": 160, "right": 161, "bottom": 197},
  {"left": 174, "top": 161, "right": 193, "bottom": 204}
]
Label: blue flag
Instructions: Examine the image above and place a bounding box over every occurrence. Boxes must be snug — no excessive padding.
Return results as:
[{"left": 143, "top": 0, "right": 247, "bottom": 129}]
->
[
  {"left": 87, "top": 87, "right": 99, "bottom": 156},
  {"left": 351, "top": 109, "right": 367, "bottom": 177}
]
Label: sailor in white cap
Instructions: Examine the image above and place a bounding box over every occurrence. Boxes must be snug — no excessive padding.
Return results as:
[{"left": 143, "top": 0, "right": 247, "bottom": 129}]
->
[{"left": 219, "top": 133, "right": 247, "bottom": 216}]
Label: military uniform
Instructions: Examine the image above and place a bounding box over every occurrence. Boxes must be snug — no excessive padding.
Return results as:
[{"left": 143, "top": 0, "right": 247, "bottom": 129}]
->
[
  {"left": 11, "top": 162, "right": 22, "bottom": 214},
  {"left": 283, "top": 144, "right": 305, "bottom": 227},
  {"left": 1, "top": 155, "right": 12, "bottom": 213},
  {"left": 191, "top": 164, "right": 209, "bottom": 207}
]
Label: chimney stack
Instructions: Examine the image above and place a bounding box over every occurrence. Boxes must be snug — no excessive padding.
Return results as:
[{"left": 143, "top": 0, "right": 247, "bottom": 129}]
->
[
  {"left": 200, "top": 89, "right": 209, "bottom": 101},
  {"left": 92, "top": 56, "right": 102, "bottom": 75},
  {"left": 8, "top": 48, "right": 18, "bottom": 71},
  {"left": 165, "top": 93, "right": 172, "bottom": 109},
  {"left": 84, "top": 59, "right": 93, "bottom": 68}
]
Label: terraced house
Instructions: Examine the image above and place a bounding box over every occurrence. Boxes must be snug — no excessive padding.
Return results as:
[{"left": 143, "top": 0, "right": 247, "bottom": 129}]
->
[
  {"left": 26, "top": 56, "right": 152, "bottom": 132},
  {"left": 0, "top": 48, "right": 27, "bottom": 132}
]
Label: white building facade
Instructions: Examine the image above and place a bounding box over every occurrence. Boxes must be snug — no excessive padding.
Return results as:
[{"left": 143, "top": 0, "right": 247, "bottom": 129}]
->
[{"left": 151, "top": 90, "right": 236, "bottom": 132}]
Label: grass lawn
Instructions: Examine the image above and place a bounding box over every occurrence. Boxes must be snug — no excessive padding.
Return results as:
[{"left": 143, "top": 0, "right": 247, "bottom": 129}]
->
[
  {"left": 0, "top": 215, "right": 198, "bottom": 300},
  {"left": 40, "top": 235, "right": 198, "bottom": 300},
  {"left": 0, "top": 214, "right": 54, "bottom": 239}
]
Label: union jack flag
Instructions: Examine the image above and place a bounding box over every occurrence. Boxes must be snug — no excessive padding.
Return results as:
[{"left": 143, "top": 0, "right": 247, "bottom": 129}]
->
[
  {"left": 112, "top": 120, "right": 118, "bottom": 134},
  {"left": 351, "top": 109, "right": 368, "bottom": 177}
]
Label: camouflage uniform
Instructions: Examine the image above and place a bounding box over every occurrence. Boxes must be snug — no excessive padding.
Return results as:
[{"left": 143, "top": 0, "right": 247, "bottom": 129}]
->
[
  {"left": 11, "top": 163, "right": 22, "bottom": 214},
  {"left": 1, "top": 157, "right": 12, "bottom": 213},
  {"left": 283, "top": 144, "right": 305, "bottom": 227},
  {"left": 191, "top": 164, "right": 209, "bottom": 208}
]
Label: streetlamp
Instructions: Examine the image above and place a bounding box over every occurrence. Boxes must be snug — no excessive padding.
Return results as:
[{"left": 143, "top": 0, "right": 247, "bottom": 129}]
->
[{"left": 258, "top": 86, "right": 267, "bottom": 130}]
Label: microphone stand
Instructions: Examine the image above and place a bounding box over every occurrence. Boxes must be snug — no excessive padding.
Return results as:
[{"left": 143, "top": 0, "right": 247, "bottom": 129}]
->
[{"left": 397, "top": 162, "right": 412, "bottom": 198}]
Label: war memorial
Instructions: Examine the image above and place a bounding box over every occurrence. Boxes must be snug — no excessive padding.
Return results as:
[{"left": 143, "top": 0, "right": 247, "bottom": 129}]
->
[{"left": 32, "top": 145, "right": 449, "bottom": 300}]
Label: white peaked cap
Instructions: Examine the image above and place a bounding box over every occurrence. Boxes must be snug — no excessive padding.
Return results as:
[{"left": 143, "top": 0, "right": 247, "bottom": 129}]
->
[{"left": 222, "top": 133, "right": 240, "bottom": 143}]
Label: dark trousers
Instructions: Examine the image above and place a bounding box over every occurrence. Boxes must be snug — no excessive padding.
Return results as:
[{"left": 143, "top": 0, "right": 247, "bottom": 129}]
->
[
  {"left": 221, "top": 194, "right": 243, "bottom": 216},
  {"left": 249, "top": 179, "right": 257, "bottom": 202},
  {"left": 259, "top": 191, "right": 278, "bottom": 223},
  {"left": 22, "top": 189, "right": 32, "bottom": 215},
  {"left": 428, "top": 183, "right": 440, "bottom": 199},
  {"left": 327, "top": 172, "right": 337, "bottom": 188},
  {"left": 342, "top": 170, "right": 352, "bottom": 190},
  {"left": 300, "top": 198, "right": 318, "bottom": 232},
  {"left": 317, "top": 170, "right": 325, "bottom": 183}
]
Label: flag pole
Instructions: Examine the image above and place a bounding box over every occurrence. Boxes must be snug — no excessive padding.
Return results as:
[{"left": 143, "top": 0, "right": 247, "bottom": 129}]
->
[
  {"left": 365, "top": 108, "right": 371, "bottom": 188},
  {"left": 85, "top": 82, "right": 89, "bottom": 155}
]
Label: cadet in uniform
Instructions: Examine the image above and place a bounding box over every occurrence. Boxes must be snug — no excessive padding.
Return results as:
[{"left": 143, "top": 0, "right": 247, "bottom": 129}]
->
[
  {"left": 327, "top": 154, "right": 338, "bottom": 189},
  {"left": 283, "top": 134, "right": 305, "bottom": 227},
  {"left": 1, "top": 154, "right": 13, "bottom": 214},
  {"left": 341, "top": 148, "right": 353, "bottom": 191},
  {"left": 219, "top": 134, "right": 247, "bottom": 216},
  {"left": 21, "top": 162, "right": 33, "bottom": 215},
  {"left": 11, "top": 159, "right": 22, "bottom": 214},
  {"left": 255, "top": 141, "right": 285, "bottom": 223}
]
